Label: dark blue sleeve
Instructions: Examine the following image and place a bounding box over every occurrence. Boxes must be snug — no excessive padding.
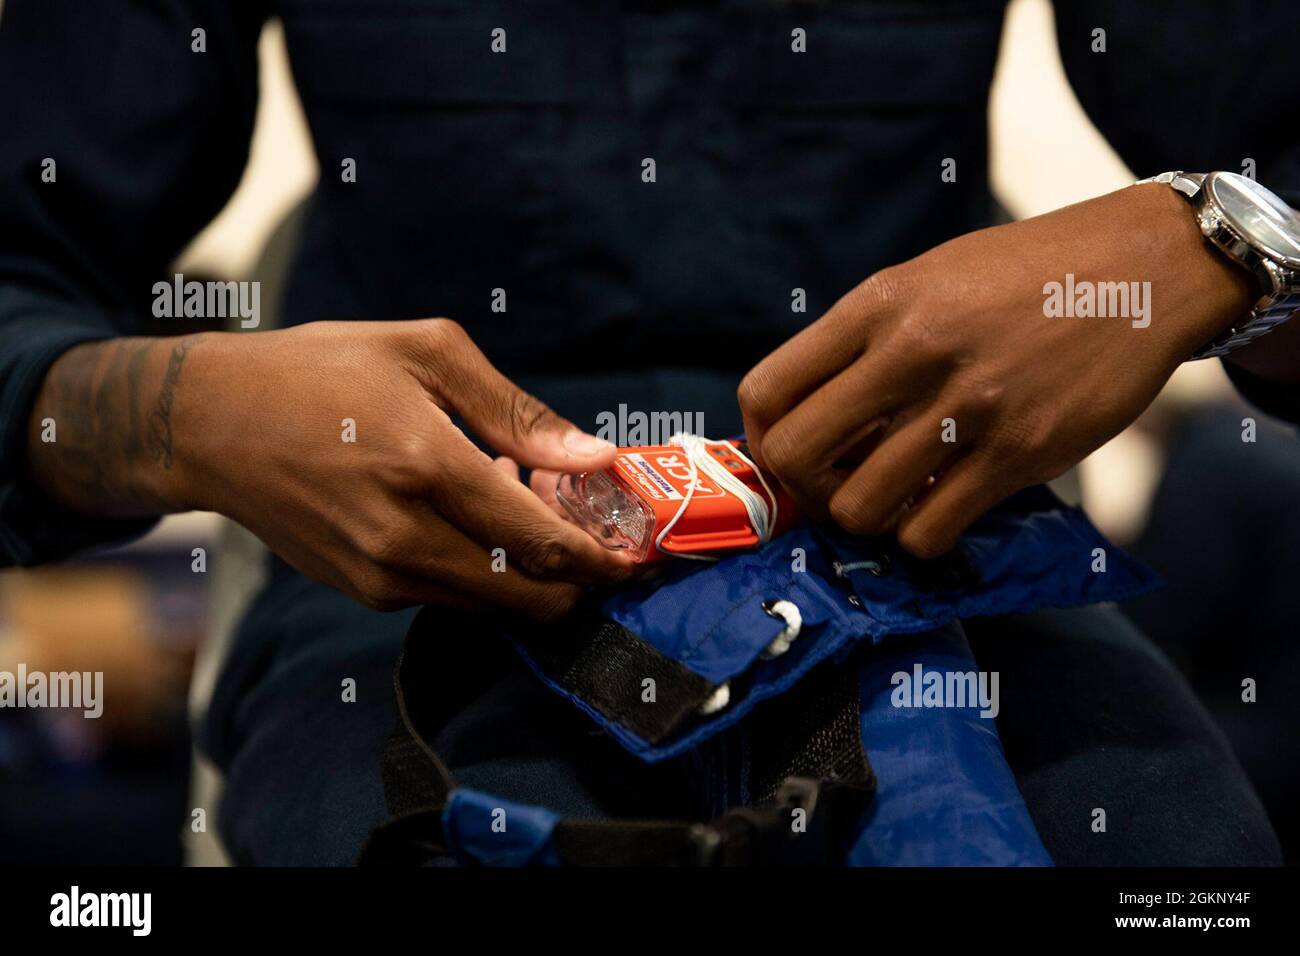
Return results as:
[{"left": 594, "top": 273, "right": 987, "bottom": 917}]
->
[
  {"left": 1052, "top": 0, "right": 1300, "bottom": 203},
  {"left": 0, "top": 0, "right": 268, "bottom": 565},
  {"left": 1053, "top": 1, "right": 1300, "bottom": 423},
  {"left": 1221, "top": 361, "right": 1300, "bottom": 427}
]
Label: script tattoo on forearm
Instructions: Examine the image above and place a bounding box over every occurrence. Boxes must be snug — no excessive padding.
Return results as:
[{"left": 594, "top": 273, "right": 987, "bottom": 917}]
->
[
  {"left": 146, "top": 335, "right": 200, "bottom": 470},
  {"left": 28, "top": 333, "right": 206, "bottom": 515}
]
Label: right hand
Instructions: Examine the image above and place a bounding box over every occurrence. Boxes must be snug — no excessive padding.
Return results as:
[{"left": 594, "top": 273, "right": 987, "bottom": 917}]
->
[{"left": 36, "top": 319, "right": 634, "bottom": 618}]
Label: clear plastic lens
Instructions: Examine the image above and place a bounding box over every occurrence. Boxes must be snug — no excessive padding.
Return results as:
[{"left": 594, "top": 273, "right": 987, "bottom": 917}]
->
[{"left": 556, "top": 471, "right": 654, "bottom": 561}]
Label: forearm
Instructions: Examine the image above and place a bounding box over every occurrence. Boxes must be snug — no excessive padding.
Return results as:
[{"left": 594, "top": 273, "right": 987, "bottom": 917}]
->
[{"left": 26, "top": 334, "right": 207, "bottom": 518}]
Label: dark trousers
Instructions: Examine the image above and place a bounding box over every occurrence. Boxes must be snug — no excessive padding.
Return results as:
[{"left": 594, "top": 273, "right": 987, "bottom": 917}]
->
[{"left": 200, "top": 559, "right": 1281, "bottom": 866}]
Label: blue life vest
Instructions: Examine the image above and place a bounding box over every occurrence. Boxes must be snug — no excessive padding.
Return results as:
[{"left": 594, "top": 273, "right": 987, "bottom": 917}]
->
[{"left": 365, "top": 486, "right": 1158, "bottom": 867}]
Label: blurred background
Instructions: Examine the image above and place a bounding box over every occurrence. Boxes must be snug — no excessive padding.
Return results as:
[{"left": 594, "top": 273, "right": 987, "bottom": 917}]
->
[{"left": 2, "top": 0, "right": 1297, "bottom": 865}]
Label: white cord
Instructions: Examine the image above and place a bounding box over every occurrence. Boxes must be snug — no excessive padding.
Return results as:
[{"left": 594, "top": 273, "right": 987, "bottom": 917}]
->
[
  {"left": 698, "top": 683, "right": 732, "bottom": 715},
  {"left": 652, "top": 433, "right": 779, "bottom": 561},
  {"left": 760, "top": 599, "right": 803, "bottom": 660},
  {"left": 698, "top": 601, "right": 803, "bottom": 714}
]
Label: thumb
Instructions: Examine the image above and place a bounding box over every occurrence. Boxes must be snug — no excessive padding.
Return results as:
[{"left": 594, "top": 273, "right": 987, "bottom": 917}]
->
[{"left": 412, "top": 319, "right": 618, "bottom": 472}]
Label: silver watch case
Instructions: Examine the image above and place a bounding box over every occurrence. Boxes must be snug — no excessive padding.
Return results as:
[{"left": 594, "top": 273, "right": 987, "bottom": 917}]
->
[{"left": 1141, "top": 170, "right": 1300, "bottom": 358}]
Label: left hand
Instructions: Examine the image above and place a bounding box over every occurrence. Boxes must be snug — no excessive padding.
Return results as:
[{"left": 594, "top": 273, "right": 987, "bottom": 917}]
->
[{"left": 739, "top": 183, "right": 1255, "bottom": 558}]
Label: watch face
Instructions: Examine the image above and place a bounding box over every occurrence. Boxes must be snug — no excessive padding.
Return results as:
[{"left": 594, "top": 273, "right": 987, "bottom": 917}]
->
[{"left": 1208, "top": 172, "right": 1300, "bottom": 267}]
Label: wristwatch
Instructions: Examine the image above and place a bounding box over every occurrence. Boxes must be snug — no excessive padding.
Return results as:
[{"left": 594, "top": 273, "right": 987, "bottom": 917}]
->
[{"left": 1137, "top": 170, "right": 1300, "bottom": 359}]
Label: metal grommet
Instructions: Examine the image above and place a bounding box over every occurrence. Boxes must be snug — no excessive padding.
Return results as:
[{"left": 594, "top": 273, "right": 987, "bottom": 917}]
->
[{"left": 834, "top": 557, "right": 893, "bottom": 577}]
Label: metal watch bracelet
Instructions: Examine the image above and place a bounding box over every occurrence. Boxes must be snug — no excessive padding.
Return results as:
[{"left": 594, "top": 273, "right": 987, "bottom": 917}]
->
[{"left": 1137, "top": 170, "right": 1300, "bottom": 360}]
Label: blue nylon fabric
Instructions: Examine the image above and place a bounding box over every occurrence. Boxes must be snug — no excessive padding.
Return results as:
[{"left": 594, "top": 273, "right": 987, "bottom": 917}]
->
[
  {"left": 442, "top": 789, "right": 562, "bottom": 867},
  {"left": 511, "top": 534, "right": 867, "bottom": 760},
  {"left": 822, "top": 486, "right": 1157, "bottom": 635},
  {"left": 597, "top": 533, "right": 850, "bottom": 686},
  {"left": 491, "top": 486, "right": 1157, "bottom": 866},
  {"left": 510, "top": 485, "right": 1160, "bottom": 762},
  {"left": 847, "top": 622, "right": 1053, "bottom": 866}
]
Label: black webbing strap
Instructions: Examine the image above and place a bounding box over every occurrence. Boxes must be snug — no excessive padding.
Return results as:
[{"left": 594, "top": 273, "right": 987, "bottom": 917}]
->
[
  {"left": 743, "top": 657, "right": 871, "bottom": 806},
  {"left": 360, "top": 608, "right": 875, "bottom": 866},
  {"left": 511, "top": 609, "right": 720, "bottom": 745}
]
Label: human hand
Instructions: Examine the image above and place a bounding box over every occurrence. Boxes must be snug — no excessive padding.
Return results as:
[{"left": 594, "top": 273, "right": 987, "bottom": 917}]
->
[{"left": 739, "top": 184, "right": 1255, "bottom": 557}]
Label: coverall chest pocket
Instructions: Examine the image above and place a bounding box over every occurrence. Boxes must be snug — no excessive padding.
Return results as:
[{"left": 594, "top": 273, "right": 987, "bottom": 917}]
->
[{"left": 278, "top": 0, "right": 594, "bottom": 325}]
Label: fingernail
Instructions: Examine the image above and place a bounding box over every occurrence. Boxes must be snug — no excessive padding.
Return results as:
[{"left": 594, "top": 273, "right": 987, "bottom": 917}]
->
[{"left": 564, "top": 429, "right": 615, "bottom": 456}]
